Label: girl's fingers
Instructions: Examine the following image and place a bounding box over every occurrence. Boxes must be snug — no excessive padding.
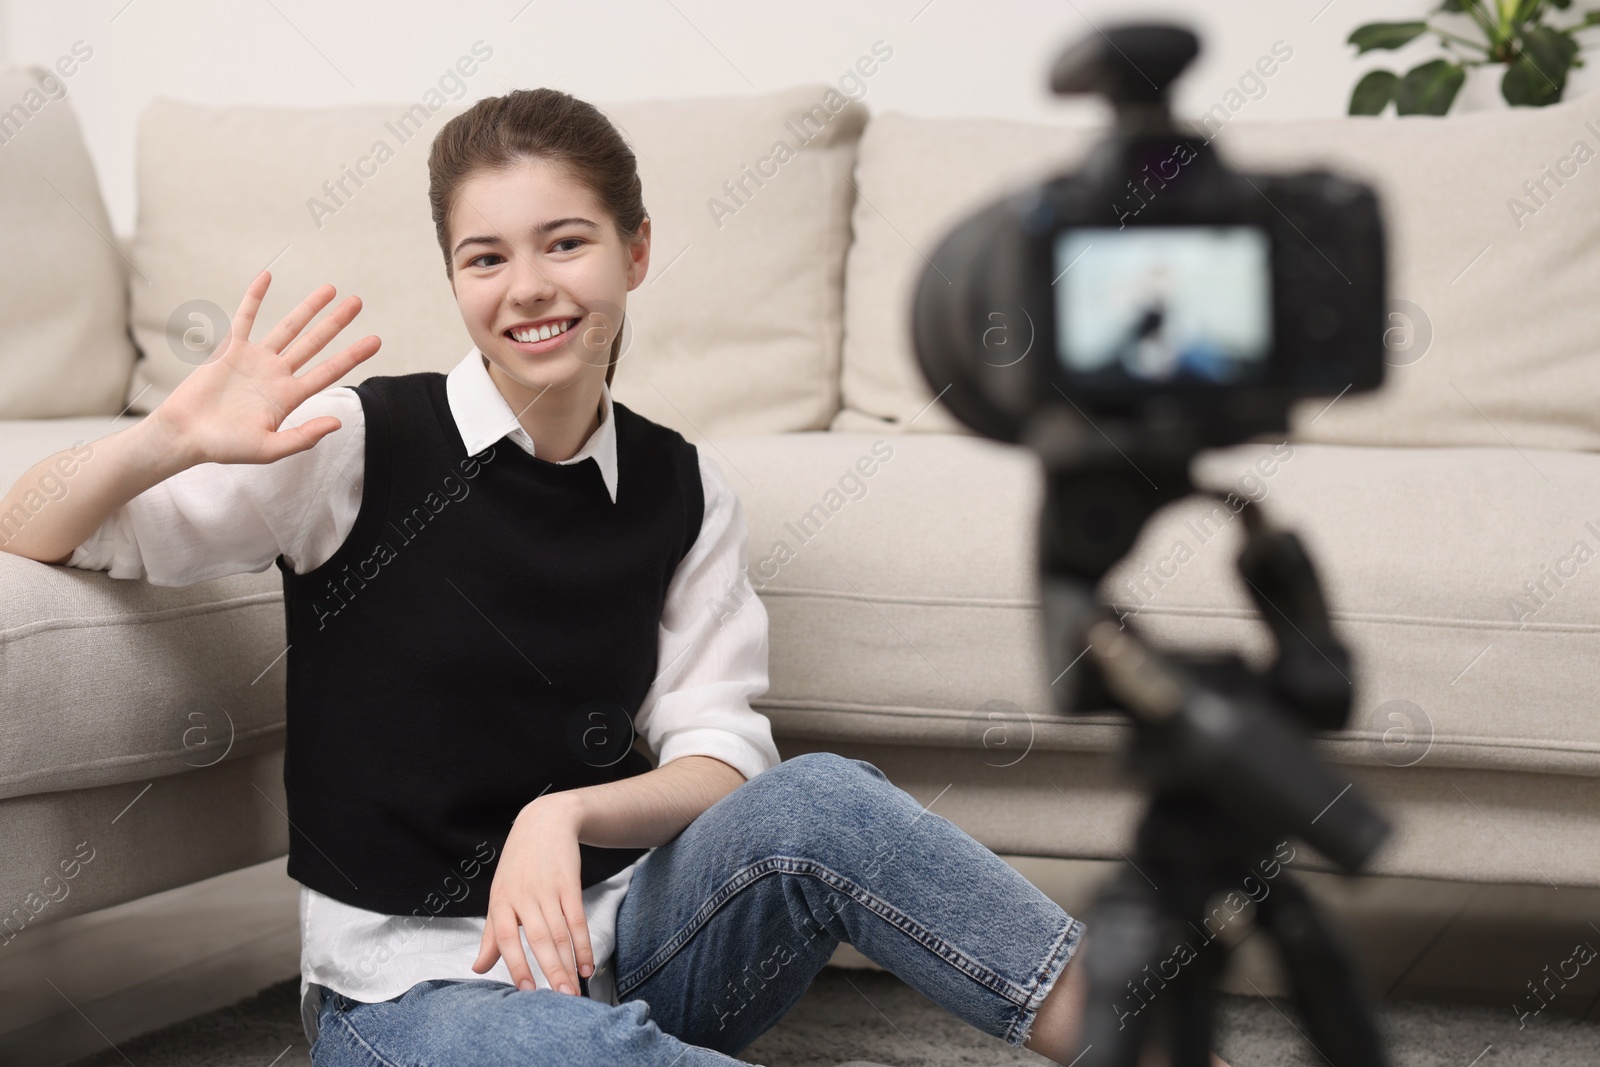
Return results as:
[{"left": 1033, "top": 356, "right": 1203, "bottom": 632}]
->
[
  {"left": 472, "top": 913, "right": 502, "bottom": 973},
  {"left": 229, "top": 270, "right": 272, "bottom": 345},
  {"left": 259, "top": 416, "right": 341, "bottom": 463},
  {"left": 489, "top": 902, "right": 541, "bottom": 993},
  {"left": 279, "top": 293, "right": 360, "bottom": 370},
  {"left": 297, "top": 335, "right": 380, "bottom": 397},
  {"left": 262, "top": 284, "right": 340, "bottom": 356},
  {"left": 524, "top": 904, "right": 577, "bottom": 995},
  {"left": 563, "top": 892, "right": 594, "bottom": 979}
]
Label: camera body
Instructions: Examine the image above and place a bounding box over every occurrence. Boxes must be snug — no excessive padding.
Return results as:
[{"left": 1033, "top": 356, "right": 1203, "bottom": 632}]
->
[{"left": 912, "top": 26, "right": 1388, "bottom": 455}]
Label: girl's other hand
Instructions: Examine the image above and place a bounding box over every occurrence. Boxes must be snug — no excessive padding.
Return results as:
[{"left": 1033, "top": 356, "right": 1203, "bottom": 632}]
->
[
  {"left": 150, "top": 269, "right": 381, "bottom": 467},
  {"left": 471, "top": 793, "right": 593, "bottom": 997}
]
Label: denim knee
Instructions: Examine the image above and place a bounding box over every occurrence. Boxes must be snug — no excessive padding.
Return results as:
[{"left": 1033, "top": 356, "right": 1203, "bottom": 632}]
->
[
  {"left": 760, "top": 751, "right": 890, "bottom": 803},
  {"left": 775, "top": 749, "right": 886, "bottom": 778},
  {"left": 748, "top": 751, "right": 904, "bottom": 857}
]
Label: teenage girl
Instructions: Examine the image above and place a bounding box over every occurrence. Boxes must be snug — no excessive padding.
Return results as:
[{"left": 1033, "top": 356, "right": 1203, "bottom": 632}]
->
[{"left": 0, "top": 88, "right": 1229, "bottom": 1067}]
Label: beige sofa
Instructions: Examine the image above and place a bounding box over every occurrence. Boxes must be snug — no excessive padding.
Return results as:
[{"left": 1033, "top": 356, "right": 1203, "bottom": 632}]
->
[{"left": 6, "top": 68, "right": 1600, "bottom": 949}]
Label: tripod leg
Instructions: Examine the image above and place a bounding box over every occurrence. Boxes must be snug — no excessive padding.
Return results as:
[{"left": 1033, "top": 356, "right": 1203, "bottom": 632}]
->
[
  {"left": 1254, "top": 875, "right": 1392, "bottom": 1067},
  {"left": 1073, "top": 866, "right": 1165, "bottom": 1067},
  {"left": 1164, "top": 929, "right": 1224, "bottom": 1067}
]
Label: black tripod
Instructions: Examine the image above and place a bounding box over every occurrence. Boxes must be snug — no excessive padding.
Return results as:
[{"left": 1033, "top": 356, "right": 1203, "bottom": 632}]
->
[{"left": 1032, "top": 433, "right": 1395, "bottom": 1067}]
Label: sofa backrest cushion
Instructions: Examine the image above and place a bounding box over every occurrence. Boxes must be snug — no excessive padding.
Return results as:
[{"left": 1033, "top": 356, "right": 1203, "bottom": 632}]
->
[
  {"left": 834, "top": 112, "right": 1099, "bottom": 436},
  {"left": 0, "top": 64, "right": 137, "bottom": 419},
  {"left": 840, "top": 89, "right": 1600, "bottom": 451},
  {"left": 128, "top": 84, "right": 865, "bottom": 437}
]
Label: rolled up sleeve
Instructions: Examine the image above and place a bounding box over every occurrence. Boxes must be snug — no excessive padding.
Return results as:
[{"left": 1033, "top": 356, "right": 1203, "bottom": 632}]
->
[{"left": 63, "top": 388, "right": 364, "bottom": 585}]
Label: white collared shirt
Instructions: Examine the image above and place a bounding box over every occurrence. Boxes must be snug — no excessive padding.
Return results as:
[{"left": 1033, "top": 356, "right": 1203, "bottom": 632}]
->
[
  {"left": 446, "top": 346, "right": 620, "bottom": 502},
  {"left": 67, "top": 347, "right": 781, "bottom": 1046}
]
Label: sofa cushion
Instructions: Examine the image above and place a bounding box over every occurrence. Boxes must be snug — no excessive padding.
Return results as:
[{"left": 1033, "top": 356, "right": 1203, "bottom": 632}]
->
[
  {"left": 0, "top": 418, "right": 288, "bottom": 804},
  {"left": 710, "top": 431, "right": 1600, "bottom": 779},
  {"left": 127, "top": 84, "right": 865, "bottom": 436},
  {"left": 838, "top": 89, "right": 1600, "bottom": 451},
  {"left": 0, "top": 65, "right": 137, "bottom": 418},
  {"left": 834, "top": 113, "right": 1099, "bottom": 436}
]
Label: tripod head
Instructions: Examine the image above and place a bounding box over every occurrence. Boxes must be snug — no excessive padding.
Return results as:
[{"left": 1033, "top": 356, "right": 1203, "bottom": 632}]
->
[{"left": 1035, "top": 443, "right": 1388, "bottom": 875}]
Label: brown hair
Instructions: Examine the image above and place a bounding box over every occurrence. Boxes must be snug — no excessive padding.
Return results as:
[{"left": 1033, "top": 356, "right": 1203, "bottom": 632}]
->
[{"left": 428, "top": 88, "right": 647, "bottom": 388}]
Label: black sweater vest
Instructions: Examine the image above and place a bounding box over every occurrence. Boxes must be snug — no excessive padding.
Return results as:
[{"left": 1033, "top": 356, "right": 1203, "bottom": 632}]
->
[{"left": 274, "top": 372, "right": 704, "bottom": 917}]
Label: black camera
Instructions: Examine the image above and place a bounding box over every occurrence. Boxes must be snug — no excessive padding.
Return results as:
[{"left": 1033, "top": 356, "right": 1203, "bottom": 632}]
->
[{"left": 912, "top": 24, "right": 1389, "bottom": 455}]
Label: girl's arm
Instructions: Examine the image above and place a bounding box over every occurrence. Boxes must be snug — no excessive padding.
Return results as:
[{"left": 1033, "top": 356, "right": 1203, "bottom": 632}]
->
[
  {"left": 55, "top": 388, "right": 364, "bottom": 585},
  {"left": 628, "top": 450, "right": 782, "bottom": 777},
  {"left": 0, "top": 271, "right": 377, "bottom": 567},
  {"left": 0, "top": 417, "right": 194, "bottom": 565},
  {"left": 563, "top": 448, "right": 781, "bottom": 850},
  {"left": 536, "top": 752, "right": 747, "bottom": 849}
]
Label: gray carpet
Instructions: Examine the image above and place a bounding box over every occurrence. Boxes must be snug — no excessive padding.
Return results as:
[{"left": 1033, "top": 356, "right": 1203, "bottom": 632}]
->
[{"left": 61, "top": 968, "right": 1600, "bottom": 1067}]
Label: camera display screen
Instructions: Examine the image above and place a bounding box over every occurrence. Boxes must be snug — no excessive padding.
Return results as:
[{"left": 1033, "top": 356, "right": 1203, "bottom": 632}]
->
[{"left": 1054, "top": 226, "right": 1272, "bottom": 386}]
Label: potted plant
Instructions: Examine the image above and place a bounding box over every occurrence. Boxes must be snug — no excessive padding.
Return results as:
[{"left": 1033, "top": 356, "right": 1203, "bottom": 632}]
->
[{"left": 1347, "top": 0, "right": 1600, "bottom": 114}]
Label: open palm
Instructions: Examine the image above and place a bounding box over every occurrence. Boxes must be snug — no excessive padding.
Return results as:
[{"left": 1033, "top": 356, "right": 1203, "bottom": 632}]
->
[{"left": 151, "top": 270, "right": 382, "bottom": 466}]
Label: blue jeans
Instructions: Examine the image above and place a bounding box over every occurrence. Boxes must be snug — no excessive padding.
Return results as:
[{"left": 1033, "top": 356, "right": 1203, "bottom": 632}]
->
[{"left": 310, "top": 752, "right": 1086, "bottom": 1066}]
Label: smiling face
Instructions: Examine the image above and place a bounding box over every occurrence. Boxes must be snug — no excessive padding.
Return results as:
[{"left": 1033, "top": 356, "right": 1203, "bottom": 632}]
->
[{"left": 446, "top": 157, "right": 650, "bottom": 413}]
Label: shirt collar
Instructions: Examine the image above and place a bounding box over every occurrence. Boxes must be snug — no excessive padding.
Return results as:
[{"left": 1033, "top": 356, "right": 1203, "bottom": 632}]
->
[{"left": 444, "top": 346, "right": 619, "bottom": 504}]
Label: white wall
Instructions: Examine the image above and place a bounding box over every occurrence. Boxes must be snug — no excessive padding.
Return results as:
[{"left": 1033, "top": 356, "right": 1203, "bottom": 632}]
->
[{"left": 4, "top": 0, "right": 1583, "bottom": 238}]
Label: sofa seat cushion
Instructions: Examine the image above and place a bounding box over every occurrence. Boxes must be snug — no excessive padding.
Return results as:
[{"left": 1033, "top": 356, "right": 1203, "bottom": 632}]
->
[
  {"left": 9, "top": 419, "right": 1598, "bottom": 801},
  {"left": 712, "top": 431, "right": 1600, "bottom": 778}
]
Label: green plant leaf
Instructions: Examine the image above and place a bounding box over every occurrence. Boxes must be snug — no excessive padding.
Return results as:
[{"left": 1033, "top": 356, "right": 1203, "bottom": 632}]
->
[
  {"left": 1395, "top": 59, "right": 1467, "bottom": 114},
  {"left": 1350, "top": 69, "right": 1401, "bottom": 113},
  {"left": 1504, "top": 26, "right": 1577, "bottom": 104},
  {"left": 1504, "top": 54, "right": 1564, "bottom": 103},
  {"left": 1584, "top": 11, "right": 1600, "bottom": 25},
  {"left": 1349, "top": 22, "right": 1431, "bottom": 53},
  {"left": 1519, "top": 25, "right": 1579, "bottom": 73},
  {"left": 1435, "top": 0, "right": 1470, "bottom": 12}
]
